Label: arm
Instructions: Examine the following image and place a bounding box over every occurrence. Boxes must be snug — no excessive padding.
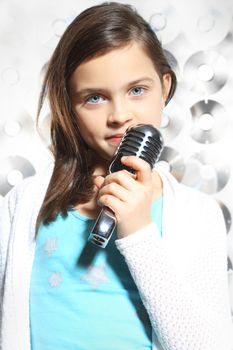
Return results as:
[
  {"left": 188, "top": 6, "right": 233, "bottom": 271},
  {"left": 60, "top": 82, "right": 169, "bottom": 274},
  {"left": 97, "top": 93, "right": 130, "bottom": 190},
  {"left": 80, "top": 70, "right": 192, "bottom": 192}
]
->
[
  {"left": 0, "top": 188, "right": 18, "bottom": 338},
  {"left": 95, "top": 156, "right": 233, "bottom": 349},
  {"left": 115, "top": 197, "right": 233, "bottom": 350},
  {"left": 0, "top": 189, "right": 17, "bottom": 292}
]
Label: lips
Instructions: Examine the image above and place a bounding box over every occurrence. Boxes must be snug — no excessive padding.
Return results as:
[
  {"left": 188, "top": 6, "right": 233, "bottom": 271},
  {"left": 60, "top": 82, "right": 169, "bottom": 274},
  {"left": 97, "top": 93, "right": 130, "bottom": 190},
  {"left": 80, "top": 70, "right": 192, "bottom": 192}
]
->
[
  {"left": 106, "top": 133, "right": 124, "bottom": 144},
  {"left": 106, "top": 133, "right": 124, "bottom": 139}
]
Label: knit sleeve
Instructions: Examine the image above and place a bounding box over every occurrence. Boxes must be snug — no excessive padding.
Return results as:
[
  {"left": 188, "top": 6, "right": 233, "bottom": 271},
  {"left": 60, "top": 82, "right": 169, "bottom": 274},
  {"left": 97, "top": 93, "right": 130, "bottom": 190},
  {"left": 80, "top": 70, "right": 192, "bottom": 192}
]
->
[
  {"left": 0, "top": 186, "right": 18, "bottom": 337},
  {"left": 0, "top": 189, "right": 17, "bottom": 281},
  {"left": 0, "top": 176, "right": 35, "bottom": 293},
  {"left": 115, "top": 200, "right": 233, "bottom": 350}
]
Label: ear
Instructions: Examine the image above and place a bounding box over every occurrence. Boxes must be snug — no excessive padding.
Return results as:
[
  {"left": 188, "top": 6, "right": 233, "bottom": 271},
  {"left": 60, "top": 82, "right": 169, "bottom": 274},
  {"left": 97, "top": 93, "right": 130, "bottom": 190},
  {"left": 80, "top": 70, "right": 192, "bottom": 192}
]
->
[{"left": 162, "top": 73, "right": 172, "bottom": 105}]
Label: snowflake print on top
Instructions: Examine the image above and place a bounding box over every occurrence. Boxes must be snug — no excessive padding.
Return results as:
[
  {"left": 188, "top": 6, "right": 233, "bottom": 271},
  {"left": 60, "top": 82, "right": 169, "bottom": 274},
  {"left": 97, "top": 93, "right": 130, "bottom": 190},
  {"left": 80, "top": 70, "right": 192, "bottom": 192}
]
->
[
  {"left": 44, "top": 237, "right": 58, "bottom": 257},
  {"left": 80, "top": 264, "right": 110, "bottom": 289},
  {"left": 48, "top": 272, "right": 63, "bottom": 287}
]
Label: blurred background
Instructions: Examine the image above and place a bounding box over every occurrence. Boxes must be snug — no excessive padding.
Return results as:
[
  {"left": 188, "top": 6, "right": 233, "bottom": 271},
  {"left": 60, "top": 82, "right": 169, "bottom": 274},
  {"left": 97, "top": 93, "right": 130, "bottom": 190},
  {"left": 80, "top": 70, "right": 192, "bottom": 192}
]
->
[{"left": 0, "top": 0, "right": 233, "bottom": 322}]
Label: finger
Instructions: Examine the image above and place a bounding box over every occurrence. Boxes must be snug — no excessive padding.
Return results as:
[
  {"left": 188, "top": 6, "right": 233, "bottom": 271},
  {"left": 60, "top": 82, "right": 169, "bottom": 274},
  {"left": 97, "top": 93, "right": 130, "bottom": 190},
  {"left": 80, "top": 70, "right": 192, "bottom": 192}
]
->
[
  {"left": 93, "top": 175, "right": 105, "bottom": 189},
  {"left": 98, "top": 181, "right": 129, "bottom": 203},
  {"left": 103, "top": 170, "right": 136, "bottom": 191},
  {"left": 97, "top": 194, "right": 124, "bottom": 216},
  {"left": 121, "top": 156, "right": 152, "bottom": 183}
]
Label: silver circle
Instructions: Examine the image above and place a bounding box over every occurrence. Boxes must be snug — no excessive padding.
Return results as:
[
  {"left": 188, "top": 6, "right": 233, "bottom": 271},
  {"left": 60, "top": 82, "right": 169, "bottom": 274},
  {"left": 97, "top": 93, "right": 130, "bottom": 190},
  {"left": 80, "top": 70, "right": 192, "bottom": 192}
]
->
[
  {"left": 217, "top": 201, "right": 232, "bottom": 234},
  {"left": 164, "top": 49, "right": 180, "bottom": 78},
  {"left": 228, "top": 257, "right": 233, "bottom": 271},
  {"left": 158, "top": 146, "right": 185, "bottom": 182},
  {"left": 7, "top": 169, "right": 24, "bottom": 186},
  {"left": 160, "top": 113, "right": 170, "bottom": 128},
  {"left": 0, "top": 156, "right": 36, "bottom": 196},
  {"left": 197, "top": 64, "right": 215, "bottom": 82},
  {"left": 190, "top": 100, "right": 227, "bottom": 144},
  {"left": 149, "top": 6, "right": 180, "bottom": 44},
  {"left": 184, "top": 51, "right": 228, "bottom": 94},
  {"left": 184, "top": 8, "right": 230, "bottom": 47},
  {"left": 198, "top": 113, "right": 215, "bottom": 131},
  {"left": 150, "top": 13, "right": 167, "bottom": 31},
  {"left": 0, "top": 111, "right": 34, "bottom": 147},
  {"left": 159, "top": 101, "right": 184, "bottom": 142},
  {"left": 52, "top": 19, "right": 67, "bottom": 37},
  {"left": 197, "top": 15, "right": 215, "bottom": 33},
  {"left": 181, "top": 150, "right": 230, "bottom": 194},
  {"left": 4, "top": 120, "right": 21, "bottom": 137}
]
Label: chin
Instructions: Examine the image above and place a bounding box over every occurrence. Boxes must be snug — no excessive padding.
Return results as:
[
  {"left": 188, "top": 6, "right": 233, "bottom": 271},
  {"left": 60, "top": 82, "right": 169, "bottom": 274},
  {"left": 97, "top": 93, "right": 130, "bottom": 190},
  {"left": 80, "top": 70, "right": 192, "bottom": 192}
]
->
[{"left": 90, "top": 144, "right": 118, "bottom": 164}]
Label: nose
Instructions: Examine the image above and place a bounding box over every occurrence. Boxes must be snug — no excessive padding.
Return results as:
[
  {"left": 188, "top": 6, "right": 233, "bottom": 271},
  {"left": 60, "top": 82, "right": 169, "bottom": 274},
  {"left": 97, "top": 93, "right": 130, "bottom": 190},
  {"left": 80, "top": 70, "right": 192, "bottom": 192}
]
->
[{"left": 107, "top": 98, "right": 133, "bottom": 126}]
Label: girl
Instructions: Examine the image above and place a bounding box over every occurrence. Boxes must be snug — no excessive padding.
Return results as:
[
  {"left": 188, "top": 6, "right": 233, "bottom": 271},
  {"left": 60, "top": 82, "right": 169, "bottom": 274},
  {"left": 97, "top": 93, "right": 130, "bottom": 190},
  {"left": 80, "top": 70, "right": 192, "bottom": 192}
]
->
[{"left": 0, "top": 2, "right": 232, "bottom": 350}]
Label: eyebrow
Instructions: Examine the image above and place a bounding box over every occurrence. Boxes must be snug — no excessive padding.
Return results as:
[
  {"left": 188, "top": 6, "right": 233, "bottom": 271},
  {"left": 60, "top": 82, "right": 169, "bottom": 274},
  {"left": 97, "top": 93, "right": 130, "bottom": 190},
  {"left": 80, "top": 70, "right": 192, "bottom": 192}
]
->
[{"left": 72, "top": 77, "right": 155, "bottom": 98}]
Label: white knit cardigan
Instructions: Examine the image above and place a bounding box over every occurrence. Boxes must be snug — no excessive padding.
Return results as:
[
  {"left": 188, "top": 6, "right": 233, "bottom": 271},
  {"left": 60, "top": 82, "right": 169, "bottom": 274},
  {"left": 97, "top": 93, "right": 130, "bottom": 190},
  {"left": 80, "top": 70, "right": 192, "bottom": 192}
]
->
[{"left": 0, "top": 164, "right": 233, "bottom": 350}]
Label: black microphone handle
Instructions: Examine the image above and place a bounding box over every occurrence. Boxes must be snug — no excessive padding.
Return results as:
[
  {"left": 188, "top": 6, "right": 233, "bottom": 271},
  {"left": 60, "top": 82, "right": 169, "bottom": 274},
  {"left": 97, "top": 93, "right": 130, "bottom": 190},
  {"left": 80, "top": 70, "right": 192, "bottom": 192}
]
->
[{"left": 88, "top": 124, "right": 164, "bottom": 248}]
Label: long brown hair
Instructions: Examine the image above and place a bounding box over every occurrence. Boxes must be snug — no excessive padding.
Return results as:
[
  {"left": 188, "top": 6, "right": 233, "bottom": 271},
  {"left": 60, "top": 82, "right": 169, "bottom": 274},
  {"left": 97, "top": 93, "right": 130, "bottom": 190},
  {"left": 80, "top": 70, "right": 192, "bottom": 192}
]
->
[{"left": 36, "top": 2, "right": 177, "bottom": 231}]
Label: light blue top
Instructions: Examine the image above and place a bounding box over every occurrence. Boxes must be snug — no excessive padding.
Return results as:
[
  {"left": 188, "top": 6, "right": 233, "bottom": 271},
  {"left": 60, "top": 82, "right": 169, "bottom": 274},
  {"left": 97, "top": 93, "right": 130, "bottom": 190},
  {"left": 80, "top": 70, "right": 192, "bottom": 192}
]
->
[{"left": 30, "top": 197, "right": 163, "bottom": 350}]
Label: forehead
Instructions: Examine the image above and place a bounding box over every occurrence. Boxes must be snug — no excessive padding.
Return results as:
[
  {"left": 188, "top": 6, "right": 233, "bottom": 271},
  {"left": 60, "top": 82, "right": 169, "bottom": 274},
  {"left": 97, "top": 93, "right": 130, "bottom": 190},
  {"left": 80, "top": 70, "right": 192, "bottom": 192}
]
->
[{"left": 69, "top": 43, "right": 159, "bottom": 90}]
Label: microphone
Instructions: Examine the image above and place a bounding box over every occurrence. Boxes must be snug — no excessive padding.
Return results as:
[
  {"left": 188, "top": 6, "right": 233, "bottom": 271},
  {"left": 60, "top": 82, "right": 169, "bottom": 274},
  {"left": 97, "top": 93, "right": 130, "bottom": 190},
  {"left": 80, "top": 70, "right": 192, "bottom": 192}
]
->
[{"left": 88, "top": 124, "right": 164, "bottom": 248}]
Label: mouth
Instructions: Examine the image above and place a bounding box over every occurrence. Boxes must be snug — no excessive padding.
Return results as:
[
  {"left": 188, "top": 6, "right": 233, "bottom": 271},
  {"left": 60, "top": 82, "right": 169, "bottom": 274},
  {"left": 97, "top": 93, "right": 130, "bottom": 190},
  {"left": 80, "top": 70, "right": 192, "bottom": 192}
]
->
[{"left": 106, "top": 134, "right": 124, "bottom": 145}]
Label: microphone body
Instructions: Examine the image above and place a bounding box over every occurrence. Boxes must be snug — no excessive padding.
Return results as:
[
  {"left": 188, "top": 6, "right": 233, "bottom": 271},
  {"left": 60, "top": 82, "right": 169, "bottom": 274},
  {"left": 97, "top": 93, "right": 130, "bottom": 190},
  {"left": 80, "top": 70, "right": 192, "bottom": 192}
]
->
[{"left": 88, "top": 124, "right": 164, "bottom": 248}]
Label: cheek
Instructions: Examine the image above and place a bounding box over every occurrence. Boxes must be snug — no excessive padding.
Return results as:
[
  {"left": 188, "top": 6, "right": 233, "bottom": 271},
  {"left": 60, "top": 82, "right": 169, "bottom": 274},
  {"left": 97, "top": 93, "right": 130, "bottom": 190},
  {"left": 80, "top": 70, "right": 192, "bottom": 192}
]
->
[
  {"left": 77, "top": 118, "right": 103, "bottom": 146},
  {"left": 76, "top": 112, "right": 94, "bottom": 132},
  {"left": 137, "top": 97, "right": 163, "bottom": 125},
  {"left": 75, "top": 118, "right": 92, "bottom": 142},
  {"left": 76, "top": 108, "right": 105, "bottom": 130},
  {"left": 155, "top": 116, "right": 162, "bottom": 128}
]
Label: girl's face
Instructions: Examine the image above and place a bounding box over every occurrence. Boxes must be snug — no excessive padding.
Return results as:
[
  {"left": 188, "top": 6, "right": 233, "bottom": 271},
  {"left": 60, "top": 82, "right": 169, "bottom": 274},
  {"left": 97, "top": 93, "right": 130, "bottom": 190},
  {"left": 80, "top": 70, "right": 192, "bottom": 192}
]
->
[{"left": 69, "top": 42, "right": 171, "bottom": 168}]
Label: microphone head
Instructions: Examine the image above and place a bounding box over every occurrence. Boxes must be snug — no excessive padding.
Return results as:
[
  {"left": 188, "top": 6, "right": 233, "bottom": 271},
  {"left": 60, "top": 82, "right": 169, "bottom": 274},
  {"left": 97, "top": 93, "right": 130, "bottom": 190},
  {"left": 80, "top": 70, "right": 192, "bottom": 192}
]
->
[{"left": 109, "top": 124, "right": 164, "bottom": 174}]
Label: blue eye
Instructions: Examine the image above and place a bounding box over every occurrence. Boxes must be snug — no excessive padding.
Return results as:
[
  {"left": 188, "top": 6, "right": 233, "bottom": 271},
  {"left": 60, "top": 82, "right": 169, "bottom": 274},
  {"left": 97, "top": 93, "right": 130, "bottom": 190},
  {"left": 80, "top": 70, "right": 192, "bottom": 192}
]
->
[
  {"left": 131, "top": 86, "right": 145, "bottom": 96},
  {"left": 86, "top": 95, "right": 104, "bottom": 104}
]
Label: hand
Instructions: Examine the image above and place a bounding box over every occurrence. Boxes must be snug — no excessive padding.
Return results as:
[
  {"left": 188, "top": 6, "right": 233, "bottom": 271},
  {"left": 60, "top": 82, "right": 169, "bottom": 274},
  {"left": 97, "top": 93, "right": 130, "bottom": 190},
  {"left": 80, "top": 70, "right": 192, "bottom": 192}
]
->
[{"left": 94, "top": 156, "right": 162, "bottom": 239}]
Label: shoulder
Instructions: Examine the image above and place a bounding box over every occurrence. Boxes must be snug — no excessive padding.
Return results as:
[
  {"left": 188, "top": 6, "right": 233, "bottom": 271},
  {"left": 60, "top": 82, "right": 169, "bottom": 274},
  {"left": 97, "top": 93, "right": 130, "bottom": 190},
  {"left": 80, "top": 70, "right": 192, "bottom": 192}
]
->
[
  {"left": 157, "top": 162, "right": 219, "bottom": 202},
  {"left": 156, "top": 167, "right": 227, "bottom": 269},
  {"left": 155, "top": 163, "right": 225, "bottom": 228}
]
